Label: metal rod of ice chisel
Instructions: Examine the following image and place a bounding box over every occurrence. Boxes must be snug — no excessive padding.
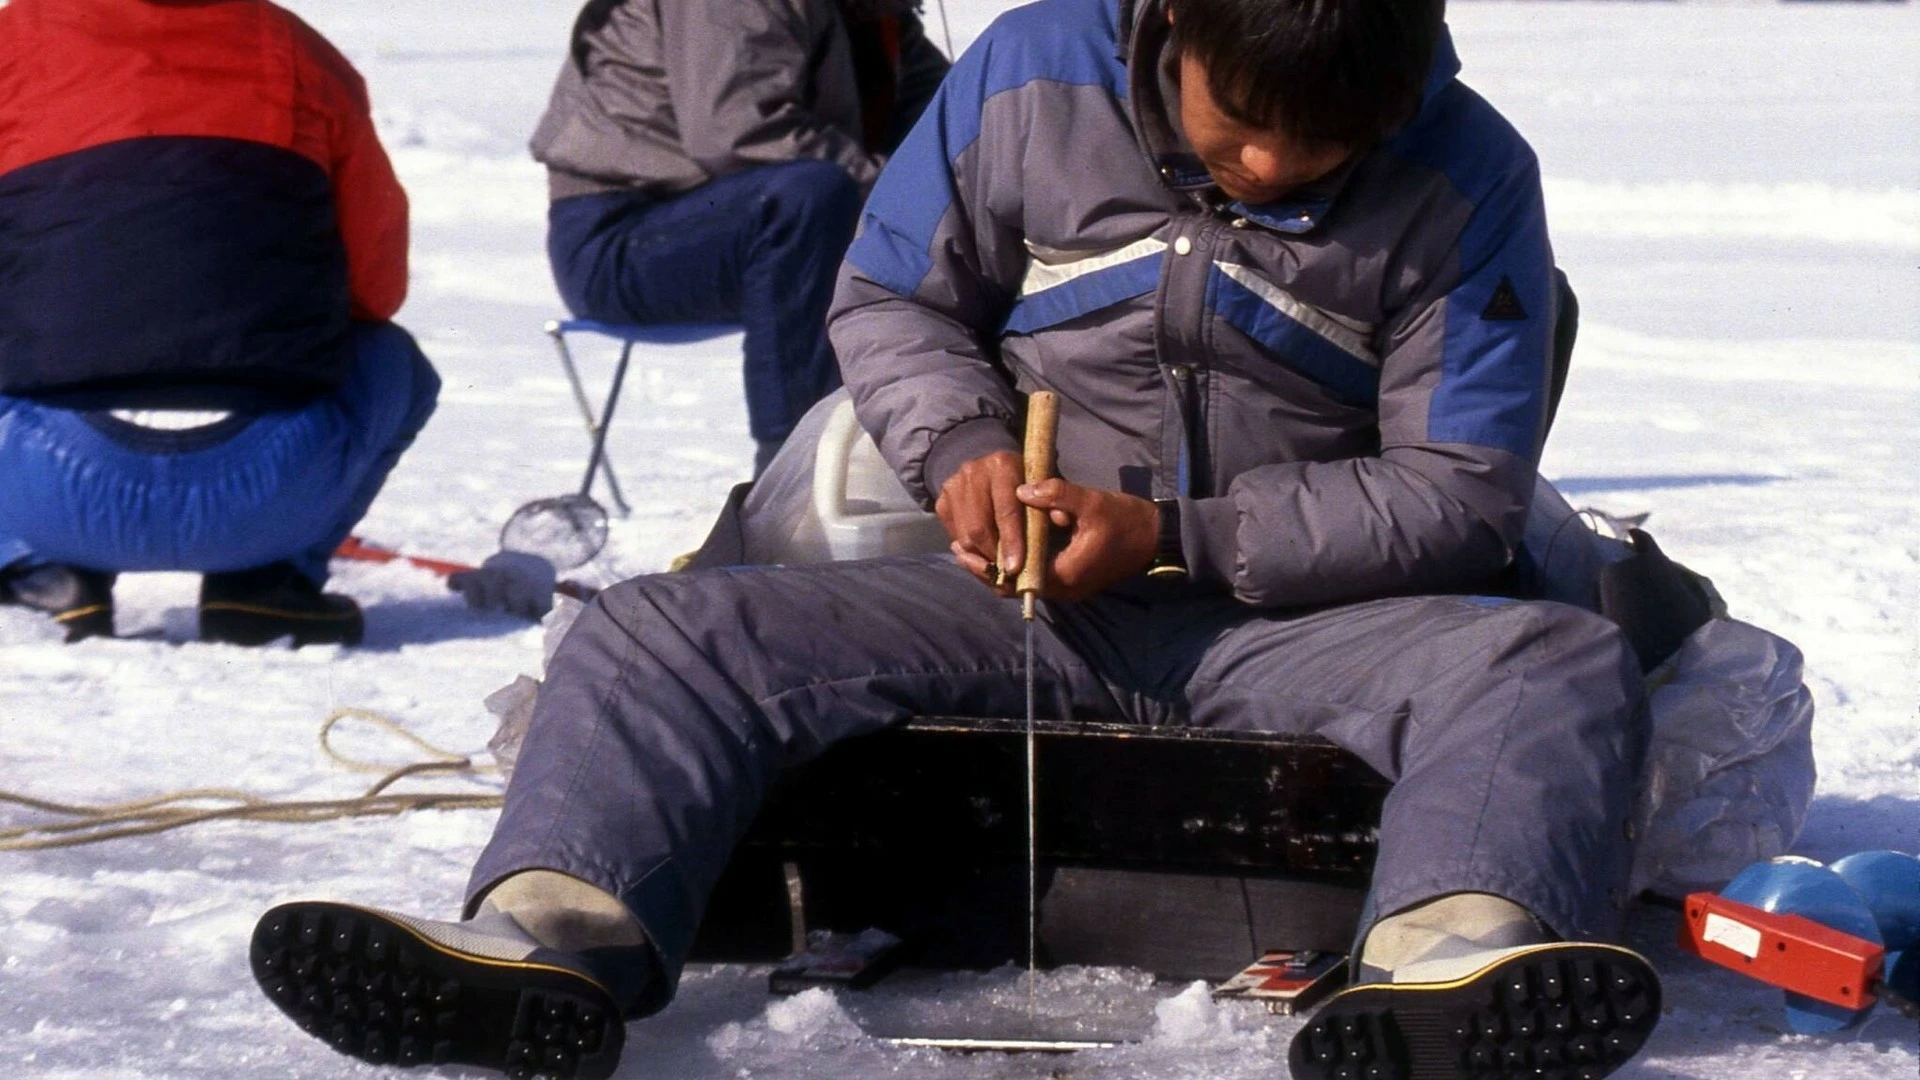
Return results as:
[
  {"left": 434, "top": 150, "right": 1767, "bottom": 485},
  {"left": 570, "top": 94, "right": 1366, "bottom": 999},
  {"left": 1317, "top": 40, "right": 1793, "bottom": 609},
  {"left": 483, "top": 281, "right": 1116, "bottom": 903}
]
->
[{"left": 1016, "top": 390, "right": 1058, "bottom": 1024}]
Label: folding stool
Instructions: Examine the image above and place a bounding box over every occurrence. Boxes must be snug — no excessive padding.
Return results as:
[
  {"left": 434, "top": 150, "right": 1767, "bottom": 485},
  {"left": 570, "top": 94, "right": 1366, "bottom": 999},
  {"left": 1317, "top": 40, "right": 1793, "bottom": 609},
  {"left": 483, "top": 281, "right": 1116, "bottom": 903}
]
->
[{"left": 542, "top": 318, "right": 739, "bottom": 515}]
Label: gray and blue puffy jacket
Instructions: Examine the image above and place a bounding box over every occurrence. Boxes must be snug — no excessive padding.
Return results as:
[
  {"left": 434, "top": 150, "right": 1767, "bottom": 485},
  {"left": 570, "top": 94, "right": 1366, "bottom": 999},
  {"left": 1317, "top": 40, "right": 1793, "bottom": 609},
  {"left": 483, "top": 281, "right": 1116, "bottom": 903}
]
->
[{"left": 829, "top": 0, "right": 1561, "bottom": 609}]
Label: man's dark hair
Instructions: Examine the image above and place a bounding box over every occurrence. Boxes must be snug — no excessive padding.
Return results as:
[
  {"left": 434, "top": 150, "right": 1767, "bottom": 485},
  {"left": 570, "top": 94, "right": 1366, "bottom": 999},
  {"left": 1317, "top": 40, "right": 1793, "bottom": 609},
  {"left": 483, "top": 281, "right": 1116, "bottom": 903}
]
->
[{"left": 1167, "top": 0, "right": 1444, "bottom": 149}]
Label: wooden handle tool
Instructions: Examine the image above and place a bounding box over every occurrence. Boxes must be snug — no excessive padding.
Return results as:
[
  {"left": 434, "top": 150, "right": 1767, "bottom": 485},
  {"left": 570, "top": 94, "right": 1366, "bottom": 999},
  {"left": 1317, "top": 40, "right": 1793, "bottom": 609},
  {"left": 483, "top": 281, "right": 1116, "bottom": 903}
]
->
[
  {"left": 1016, "top": 391, "right": 1059, "bottom": 620},
  {"left": 1015, "top": 389, "right": 1058, "bottom": 1023}
]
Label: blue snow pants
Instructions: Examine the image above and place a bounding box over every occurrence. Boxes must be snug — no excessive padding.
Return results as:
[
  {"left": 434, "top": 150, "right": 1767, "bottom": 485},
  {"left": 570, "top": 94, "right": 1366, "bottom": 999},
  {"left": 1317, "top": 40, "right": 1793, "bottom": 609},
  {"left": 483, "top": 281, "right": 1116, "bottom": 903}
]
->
[
  {"left": 469, "top": 557, "right": 1647, "bottom": 1010},
  {"left": 0, "top": 321, "right": 439, "bottom": 584},
  {"left": 545, "top": 161, "right": 860, "bottom": 450}
]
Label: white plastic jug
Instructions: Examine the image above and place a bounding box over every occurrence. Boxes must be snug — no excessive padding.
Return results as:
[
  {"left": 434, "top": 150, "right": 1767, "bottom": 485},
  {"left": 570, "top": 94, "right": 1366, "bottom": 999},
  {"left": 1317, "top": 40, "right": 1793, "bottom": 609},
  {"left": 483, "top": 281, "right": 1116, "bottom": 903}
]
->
[{"left": 811, "top": 398, "right": 949, "bottom": 561}]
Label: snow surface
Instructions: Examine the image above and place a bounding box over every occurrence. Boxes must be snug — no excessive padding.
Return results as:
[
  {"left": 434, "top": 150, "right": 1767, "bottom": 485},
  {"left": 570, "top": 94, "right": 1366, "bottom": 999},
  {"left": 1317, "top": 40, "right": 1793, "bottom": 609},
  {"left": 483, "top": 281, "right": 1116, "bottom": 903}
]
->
[{"left": 3, "top": 1, "right": 1917, "bottom": 1076}]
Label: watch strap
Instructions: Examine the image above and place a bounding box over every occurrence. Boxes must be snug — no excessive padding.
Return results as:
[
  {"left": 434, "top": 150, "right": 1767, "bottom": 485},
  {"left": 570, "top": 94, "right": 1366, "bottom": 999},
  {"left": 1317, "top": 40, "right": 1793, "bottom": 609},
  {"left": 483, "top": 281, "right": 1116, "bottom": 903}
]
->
[{"left": 1147, "top": 497, "right": 1188, "bottom": 578}]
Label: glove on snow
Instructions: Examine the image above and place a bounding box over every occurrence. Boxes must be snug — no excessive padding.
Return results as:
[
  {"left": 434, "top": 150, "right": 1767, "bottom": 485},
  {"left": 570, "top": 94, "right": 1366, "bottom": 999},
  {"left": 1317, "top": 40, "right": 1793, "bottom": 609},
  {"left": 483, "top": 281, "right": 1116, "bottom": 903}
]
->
[{"left": 447, "top": 551, "right": 557, "bottom": 620}]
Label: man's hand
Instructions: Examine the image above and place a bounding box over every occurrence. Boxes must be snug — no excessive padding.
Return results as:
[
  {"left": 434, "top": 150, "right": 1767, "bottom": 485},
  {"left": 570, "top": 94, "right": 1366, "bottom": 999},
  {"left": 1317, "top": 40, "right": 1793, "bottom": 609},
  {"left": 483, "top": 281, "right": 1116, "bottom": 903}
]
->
[
  {"left": 936, "top": 451, "right": 1161, "bottom": 601},
  {"left": 935, "top": 450, "right": 1027, "bottom": 596},
  {"left": 1017, "top": 479, "right": 1159, "bottom": 601}
]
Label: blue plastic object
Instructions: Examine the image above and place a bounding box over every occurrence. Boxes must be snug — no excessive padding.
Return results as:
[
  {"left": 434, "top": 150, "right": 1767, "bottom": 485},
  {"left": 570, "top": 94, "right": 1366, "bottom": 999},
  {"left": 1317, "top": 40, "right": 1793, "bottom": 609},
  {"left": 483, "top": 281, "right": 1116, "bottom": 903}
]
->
[
  {"left": 1831, "top": 850, "right": 1920, "bottom": 1014},
  {"left": 1720, "top": 857, "right": 1882, "bottom": 1033},
  {"left": 1719, "top": 851, "right": 1920, "bottom": 1031}
]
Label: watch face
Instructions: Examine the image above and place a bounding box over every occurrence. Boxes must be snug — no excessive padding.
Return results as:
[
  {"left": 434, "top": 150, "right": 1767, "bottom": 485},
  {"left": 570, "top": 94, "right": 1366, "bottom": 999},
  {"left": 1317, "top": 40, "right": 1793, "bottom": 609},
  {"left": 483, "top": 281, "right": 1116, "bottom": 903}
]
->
[{"left": 1153, "top": 499, "right": 1187, "bottom": 575}]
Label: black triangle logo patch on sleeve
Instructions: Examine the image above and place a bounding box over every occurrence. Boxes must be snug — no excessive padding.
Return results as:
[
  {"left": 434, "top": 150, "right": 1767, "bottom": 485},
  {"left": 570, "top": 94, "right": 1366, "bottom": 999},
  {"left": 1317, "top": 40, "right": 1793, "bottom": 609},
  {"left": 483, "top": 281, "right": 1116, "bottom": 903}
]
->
[{"left": 1481, "top": 275, "right": 1528, "bottom": 321}]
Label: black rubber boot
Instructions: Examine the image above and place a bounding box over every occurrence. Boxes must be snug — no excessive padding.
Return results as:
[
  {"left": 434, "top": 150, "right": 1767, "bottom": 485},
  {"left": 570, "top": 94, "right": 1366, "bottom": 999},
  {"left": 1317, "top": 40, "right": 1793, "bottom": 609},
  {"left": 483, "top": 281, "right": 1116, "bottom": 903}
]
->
[
  {"left": 0, "top": 564, "right": 116, "bottom": 642},
  {"left": 199, "top": 562, "right": 363, "bottom": 646},
  {"left": 251, "top": 901, "right": 628, "bottom": 1079},
  {"left": 1288, "top": 943, "right": 1660, "bottom": 1080}
]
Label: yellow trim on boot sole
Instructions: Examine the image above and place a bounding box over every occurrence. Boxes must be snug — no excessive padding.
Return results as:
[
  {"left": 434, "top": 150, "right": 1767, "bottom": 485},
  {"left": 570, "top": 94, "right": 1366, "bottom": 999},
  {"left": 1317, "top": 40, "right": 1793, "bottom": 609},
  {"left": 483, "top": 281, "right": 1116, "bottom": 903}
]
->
[
  {"left": 200, "top": 601, "right": 357, "bottom": 622},
  {"left": 341, "top": 902, "right": 620, "bottom": 1001},
  {"left": 1330, "top": 941, "right": 1649, "bottom": 998}
]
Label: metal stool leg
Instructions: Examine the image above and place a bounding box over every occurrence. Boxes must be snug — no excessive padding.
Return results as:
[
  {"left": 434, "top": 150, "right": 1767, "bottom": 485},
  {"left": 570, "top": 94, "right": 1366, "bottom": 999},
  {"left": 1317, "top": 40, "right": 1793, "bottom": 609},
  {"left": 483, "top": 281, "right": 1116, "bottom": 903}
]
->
[
  {"left": 579, "top": 341, "right": 634, "bottom": 515},
  {"left": 545, "top": 322, "right": 632, "bottom": 516}
]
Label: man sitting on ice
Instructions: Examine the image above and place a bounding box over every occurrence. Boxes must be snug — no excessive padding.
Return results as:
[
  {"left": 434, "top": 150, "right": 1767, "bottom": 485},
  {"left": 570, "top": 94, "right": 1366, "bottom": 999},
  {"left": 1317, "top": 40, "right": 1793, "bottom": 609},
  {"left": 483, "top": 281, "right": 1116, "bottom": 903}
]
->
[
  {"left": 533, "top": 0, "right": 950, "bottom": 476},
  {"left": 0, "top": 0, "right": 438, "bottom": 646},
  {"left": 249, "top": 0, "right": 1662, "bottom": 1077}
]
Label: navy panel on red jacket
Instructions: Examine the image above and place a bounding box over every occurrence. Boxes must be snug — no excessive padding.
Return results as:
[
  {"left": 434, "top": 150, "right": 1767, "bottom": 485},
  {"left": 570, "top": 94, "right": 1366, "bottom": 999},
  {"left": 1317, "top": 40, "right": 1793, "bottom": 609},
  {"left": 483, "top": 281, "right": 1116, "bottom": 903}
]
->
[{"left": 0, "top": 0, "right": 408, "bottom": 407}]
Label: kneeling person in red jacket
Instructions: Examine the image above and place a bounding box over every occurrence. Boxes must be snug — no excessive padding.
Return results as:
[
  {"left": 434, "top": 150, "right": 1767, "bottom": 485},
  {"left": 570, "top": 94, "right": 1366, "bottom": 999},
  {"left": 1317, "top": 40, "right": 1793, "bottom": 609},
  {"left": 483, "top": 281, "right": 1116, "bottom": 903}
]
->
[{"left": 0, "top": 0, "right": 439, "bottom": 646}]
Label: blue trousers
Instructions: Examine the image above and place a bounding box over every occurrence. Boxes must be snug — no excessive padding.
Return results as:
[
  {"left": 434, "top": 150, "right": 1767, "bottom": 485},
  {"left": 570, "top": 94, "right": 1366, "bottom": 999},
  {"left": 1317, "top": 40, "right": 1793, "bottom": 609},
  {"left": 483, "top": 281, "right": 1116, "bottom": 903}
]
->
[
  {"left": 546, "top": 161, "right": 860, "bottom": 447},
  {"left": 468, "top": 557, "right": 1645, "bottom": 1011},
  {"left": 0, "top": 322, "right": 439, "bottom": 584}
]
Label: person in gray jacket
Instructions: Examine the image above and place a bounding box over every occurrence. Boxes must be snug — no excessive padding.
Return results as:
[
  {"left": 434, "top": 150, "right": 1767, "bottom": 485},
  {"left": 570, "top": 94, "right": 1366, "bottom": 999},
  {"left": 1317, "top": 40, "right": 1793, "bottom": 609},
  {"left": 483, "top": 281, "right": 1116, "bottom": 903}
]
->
[
  {"left": 535, "top": 0, "right": 950, "bottom": 475},
  {"left": 250, "top": 1, "right": 1663, "bottom": 1078}
]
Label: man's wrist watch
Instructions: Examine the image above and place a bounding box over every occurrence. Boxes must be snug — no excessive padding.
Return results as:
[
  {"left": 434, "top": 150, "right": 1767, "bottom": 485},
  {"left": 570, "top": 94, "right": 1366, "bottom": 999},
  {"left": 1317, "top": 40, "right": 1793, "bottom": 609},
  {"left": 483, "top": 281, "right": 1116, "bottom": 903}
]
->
[{"left": 1147, "top": 498, "right": 1189, "bottom": 578}]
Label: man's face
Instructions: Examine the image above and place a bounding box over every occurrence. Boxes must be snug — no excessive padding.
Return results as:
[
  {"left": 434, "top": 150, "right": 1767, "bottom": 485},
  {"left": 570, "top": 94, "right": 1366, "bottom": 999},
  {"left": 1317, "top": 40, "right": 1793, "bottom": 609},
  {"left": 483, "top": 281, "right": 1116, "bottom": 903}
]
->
[{"left": 1176, "top": 51, "right": 1353, "bottom": 205}]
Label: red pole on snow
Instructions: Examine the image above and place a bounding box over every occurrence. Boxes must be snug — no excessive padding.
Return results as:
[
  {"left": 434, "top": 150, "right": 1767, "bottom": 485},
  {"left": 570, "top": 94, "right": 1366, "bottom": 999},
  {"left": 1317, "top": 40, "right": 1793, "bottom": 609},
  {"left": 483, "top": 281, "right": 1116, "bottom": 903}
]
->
[
  {"left": 334, "top": 535, "right": 477, "bottom": 577},
  {"left": 333, "top": 536, "right": 598, "bottom": 603}
]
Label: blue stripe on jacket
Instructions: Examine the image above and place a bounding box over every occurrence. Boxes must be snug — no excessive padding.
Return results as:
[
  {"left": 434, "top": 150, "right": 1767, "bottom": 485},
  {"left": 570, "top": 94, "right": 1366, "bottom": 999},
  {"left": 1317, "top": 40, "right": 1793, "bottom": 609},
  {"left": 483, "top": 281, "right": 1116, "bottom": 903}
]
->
[
  {"left": 1384, "top": 79, "right": 1553, "bottom": 460},
  {"left": 1206, "top": 268, "right": 1382, "bottom": 407},
  {"left": 1004, "top": 251, "right": 1163, "bottom": 335},
  {"left": 846, "top": 0, "right": 1129, "bottom": 299}
]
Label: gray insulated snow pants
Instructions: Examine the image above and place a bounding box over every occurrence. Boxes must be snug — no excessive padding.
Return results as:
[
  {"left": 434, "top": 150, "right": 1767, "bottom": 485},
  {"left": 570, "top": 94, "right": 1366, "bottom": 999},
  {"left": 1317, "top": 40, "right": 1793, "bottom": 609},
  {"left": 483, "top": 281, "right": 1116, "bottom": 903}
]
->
[{"left": 468, "top": 556, "right": 1645, "bottom": 998}]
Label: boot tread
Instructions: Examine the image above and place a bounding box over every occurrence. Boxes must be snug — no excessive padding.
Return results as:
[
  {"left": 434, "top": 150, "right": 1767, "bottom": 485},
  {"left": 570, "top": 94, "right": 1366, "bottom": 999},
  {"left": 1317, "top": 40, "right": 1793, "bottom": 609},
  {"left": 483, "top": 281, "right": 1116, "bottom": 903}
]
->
[
  {"left": 1287, "top": 943, "right": 1660, "bottom": 1080},
  {"left": 251, "top": 900, "right": 623, "bottom": 1079}
]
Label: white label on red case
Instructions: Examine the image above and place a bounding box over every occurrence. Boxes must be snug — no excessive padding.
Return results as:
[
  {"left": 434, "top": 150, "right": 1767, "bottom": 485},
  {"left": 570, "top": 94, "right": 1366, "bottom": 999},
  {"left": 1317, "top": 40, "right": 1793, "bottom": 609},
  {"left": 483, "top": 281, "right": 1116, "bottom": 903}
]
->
[{"left": 1703, "top": 913, "right": 1763, "bottom": 959}]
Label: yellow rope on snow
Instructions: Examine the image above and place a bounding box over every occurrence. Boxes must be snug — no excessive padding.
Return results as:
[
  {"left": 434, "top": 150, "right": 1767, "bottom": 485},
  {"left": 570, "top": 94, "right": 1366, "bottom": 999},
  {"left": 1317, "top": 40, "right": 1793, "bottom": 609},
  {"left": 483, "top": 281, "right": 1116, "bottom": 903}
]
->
[{"left": 0, "top": 707, "right": 504, "bottom": 852}]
